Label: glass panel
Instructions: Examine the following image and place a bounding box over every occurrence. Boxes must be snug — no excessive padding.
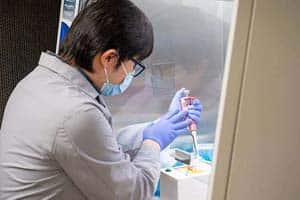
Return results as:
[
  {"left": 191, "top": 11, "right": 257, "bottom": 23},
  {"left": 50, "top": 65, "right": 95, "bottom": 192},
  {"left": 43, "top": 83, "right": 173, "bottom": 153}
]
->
[{"left": 105, "top": 0, "right": 234, "bottom": 148}]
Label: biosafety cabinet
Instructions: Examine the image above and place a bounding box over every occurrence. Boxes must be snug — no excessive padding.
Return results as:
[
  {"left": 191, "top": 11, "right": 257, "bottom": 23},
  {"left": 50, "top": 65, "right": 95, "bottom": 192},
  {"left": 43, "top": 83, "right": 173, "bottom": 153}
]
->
[{"left": 56, "top": 1, "right": 300, "bottom": 200}]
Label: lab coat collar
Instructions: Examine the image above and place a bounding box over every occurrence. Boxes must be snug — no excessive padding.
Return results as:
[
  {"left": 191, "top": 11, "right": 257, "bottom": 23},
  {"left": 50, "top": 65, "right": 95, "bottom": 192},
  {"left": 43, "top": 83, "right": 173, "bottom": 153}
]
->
[{"left": 38, "top": 51, "right": 100, "bottom": 100}]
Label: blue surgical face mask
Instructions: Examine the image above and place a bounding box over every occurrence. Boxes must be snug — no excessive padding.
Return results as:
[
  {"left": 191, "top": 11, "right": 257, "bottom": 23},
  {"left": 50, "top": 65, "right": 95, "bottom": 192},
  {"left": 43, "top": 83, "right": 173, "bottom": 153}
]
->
[{"left": 100, "top": 62, "right": 134, "bottom": 96}]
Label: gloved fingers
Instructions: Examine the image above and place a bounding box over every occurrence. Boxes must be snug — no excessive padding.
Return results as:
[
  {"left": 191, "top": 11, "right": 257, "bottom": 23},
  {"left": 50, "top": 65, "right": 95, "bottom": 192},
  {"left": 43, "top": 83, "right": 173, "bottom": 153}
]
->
[
  {"left": 188, "top": 110, "right": 201, "bottom": 124},
  {"left": 189, "top": 115, "right": 200, "bottom": 125},
  {"left": 188, "top": 109, "right": 201, "bottom": 116},
  {"left": 192, "top": 99, "right": 201, "bottom": 106},
  {"left": 174, "top": 88, "right": 186, "bottom": 98},
  {"left": 173, "top": 119, "right": 192, "bottom": 130},
  {"left": 187, "top": 105, "right": 202, "bottom": 111},
  {"left": 169, "top": 88, "right": 186, "bottom": 112},
  {"left": 163, "top": 109, "right": 180, "bottom": 120},
  {"left": 169, "top": 110, "right": 188, "bottom": 123},
  {"left": 188, "top": 99, "right": 203, "bottom": 111}
]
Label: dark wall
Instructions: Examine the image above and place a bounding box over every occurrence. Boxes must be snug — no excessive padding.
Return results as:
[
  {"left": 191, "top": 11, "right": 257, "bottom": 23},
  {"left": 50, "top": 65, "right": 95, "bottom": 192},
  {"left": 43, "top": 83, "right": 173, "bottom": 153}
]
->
[{"left": 0, "top": 0, "right": 61, "bottom": 124}]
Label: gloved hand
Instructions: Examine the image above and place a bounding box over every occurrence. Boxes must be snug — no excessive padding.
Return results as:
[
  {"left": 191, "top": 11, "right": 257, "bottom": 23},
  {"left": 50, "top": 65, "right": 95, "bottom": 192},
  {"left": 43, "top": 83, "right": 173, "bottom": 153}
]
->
[
  {"left": 168, "top": 88, "right": 203, "bottom": 126},
  {"left": 143, "top": 109, "right": 192, "bottom": 150},
  {"left": 187, "top": 99, "right": 203, "bottom": 126},
  {"left": 168, "top": 88, "right": 186, "bottom": 112}
]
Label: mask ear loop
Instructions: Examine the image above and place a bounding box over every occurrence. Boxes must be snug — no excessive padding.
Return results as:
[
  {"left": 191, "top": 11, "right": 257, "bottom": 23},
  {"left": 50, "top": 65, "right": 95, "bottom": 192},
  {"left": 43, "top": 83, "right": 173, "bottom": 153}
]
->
[
  {"left": 121, "top": 62, "right": 129, "bottom": 75},
  {"left": 103, "top": 67, "right": 109, "bottom": 83}
]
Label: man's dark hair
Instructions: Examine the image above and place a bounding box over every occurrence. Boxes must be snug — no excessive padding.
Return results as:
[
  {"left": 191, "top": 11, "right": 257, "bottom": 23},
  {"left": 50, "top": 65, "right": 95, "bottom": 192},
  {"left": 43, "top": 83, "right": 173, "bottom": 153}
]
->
[{"left": 59, "top": 0, "right": 153, "bottom": 71}]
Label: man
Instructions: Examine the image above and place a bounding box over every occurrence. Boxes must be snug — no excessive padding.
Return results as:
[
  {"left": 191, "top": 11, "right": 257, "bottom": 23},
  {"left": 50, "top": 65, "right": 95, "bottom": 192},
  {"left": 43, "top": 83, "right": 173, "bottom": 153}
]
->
[{"left": 0, "top": 0, "right": 202, "bottom": 199}]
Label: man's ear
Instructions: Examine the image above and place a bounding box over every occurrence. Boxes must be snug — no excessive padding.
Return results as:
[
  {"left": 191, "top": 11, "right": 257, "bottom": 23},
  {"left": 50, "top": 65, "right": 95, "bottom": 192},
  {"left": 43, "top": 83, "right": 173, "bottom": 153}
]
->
[{"left": 100, "top": 49, "right": 119, "bottom": 72}]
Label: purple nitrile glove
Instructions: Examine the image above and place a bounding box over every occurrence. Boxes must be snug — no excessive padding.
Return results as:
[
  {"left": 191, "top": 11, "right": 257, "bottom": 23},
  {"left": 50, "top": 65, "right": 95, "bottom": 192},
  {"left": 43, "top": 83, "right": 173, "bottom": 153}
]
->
[
  {"left": 143, "top": 109, "right": 192, "bottom": 150},
  {"left": 187, "top": 99, "right": 203, "bottom": 126},
  {"left": 168, "top": 88, "right": 186, "bottom": 112}
]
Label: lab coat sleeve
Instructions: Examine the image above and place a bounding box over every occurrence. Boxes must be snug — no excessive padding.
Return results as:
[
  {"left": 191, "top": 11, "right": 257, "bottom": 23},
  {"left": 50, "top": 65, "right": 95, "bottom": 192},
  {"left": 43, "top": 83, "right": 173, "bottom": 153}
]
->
[
  {"left": 116, "top": 122, "right": 151, "bottom": 159},
  {"left": 52, "top": 105, "right": 160, "bottom": 200}
]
